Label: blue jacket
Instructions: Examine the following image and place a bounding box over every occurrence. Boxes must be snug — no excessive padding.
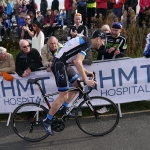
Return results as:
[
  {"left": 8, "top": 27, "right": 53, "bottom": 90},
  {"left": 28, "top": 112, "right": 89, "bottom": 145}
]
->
[
  {"left": 55, "top": 14, "right": 64, "bottom": 26},
  {"left": 6, "top": 2, "right": 13, "bottom": 15},
  {"left": 18, "top": 17, "right": 26, "bottom": 27}
]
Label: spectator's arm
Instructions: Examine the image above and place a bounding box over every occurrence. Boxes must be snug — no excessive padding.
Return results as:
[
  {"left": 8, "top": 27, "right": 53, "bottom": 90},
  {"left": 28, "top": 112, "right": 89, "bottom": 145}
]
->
[
  {"left": 41, "top": 46, "right": 53, "bottom": 67},
  {"left": 83, "top": 49, "right": 92, "bottom": 65},
  {"left": 26, "top": 27, "right": 34, "bottom": 37},
  {"left": 15, "top": 54, "right": 24, "bottom": 77},
  {"left": 83, "top": 26, "right": 88, "bottom": 37},
  {"left": 50, "top": 15, "right": 55, "bottom": 25},
  {"left": 116, "top": 38, "right": 127, "bottom": 57},
  {"left": 29, "top": 50, "right": 43, "bottom": 70}
]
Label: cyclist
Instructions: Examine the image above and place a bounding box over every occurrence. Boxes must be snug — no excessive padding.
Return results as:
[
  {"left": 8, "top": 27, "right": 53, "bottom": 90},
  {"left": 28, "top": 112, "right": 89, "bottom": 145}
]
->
[{"left": 41, "top": 29, "right": 106, "bottom": 135}]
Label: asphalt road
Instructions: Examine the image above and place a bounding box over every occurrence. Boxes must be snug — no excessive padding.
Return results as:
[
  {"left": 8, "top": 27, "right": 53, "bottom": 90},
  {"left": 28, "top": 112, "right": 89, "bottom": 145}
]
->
[{"left": 0, "top": 111, "right": 150, "bottom": 150}]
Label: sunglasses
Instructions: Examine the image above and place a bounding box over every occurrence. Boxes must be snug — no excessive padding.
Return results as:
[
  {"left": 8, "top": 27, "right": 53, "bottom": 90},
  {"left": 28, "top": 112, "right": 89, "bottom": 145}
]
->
[
  {"left": 22, "top": 45, "right": 30, "bottom": 48},
  {"left": 25, "top": 18, "right": 30, "bottom": 20}
]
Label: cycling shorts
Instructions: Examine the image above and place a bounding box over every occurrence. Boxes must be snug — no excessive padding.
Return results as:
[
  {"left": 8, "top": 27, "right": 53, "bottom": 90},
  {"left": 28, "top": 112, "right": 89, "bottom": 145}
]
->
[{"left": 51, "top": 58, "right": 78, "bottom": 92}]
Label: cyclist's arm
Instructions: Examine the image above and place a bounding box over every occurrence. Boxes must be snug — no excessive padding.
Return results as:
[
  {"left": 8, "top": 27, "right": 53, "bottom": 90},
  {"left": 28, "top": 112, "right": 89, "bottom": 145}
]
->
[{"left": 72, "top": 53, "right": 88, "bottom": 83}]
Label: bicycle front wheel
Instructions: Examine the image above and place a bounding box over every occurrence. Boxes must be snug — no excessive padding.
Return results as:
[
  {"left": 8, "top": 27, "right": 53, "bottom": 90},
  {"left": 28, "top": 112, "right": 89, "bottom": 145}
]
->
[
  {"left": 75, "top": 96, "right": 119, "bottom": 136},
  {"left": 11, "top": 103, "right": 49, "bottom": 142}
]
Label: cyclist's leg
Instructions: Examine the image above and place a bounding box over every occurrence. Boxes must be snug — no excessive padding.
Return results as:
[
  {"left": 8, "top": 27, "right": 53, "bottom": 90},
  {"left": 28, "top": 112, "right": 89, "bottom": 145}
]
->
[
  {"left": 65, "top": 65, "right": 79, "bottom": 103},
  {"left": 42, "top": 60, "right": 69, "bottom": 134}
]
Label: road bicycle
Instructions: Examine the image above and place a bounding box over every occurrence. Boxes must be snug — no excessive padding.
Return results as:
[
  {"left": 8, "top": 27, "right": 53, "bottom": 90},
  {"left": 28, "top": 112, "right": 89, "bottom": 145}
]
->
[{"left": 11, "top": 73, "right": 119, "bottom": 142}]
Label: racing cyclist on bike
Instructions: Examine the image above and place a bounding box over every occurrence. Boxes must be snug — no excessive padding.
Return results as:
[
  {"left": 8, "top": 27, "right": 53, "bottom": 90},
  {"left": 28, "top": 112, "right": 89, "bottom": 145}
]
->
[{"left": 41, "top": 29, "right": 106, "bottom": 135}]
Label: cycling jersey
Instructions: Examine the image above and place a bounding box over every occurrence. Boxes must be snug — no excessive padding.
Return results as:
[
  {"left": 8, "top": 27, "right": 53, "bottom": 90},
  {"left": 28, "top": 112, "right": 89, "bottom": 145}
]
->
[
  {"left": 55, "top": 36, "right": 92, "bottom": 63},
  {"left": 105, "top": 33, "right": 127, "bottom": 59}
]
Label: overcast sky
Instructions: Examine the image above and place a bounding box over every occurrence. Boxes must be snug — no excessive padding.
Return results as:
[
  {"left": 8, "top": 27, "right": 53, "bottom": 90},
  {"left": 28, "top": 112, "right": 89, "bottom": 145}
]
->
[{"left": 35, "top": 0, "right": 64, "bottom": 10}]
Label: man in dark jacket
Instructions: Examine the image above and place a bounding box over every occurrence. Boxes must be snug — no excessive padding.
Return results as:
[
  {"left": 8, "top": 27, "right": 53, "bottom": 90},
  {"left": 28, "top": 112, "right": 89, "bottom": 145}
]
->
[
  {"left": 15, "top": 39, "right": 43, "bottom": 77},
  {"left": 40, "top": 0, "right": 48, "bottom": 17},
  {"left": 125, "top": 0, "right": 138, "bottom": 13},
  {"left": 51, "top": 0, "right": 59, "bottom": 12}
]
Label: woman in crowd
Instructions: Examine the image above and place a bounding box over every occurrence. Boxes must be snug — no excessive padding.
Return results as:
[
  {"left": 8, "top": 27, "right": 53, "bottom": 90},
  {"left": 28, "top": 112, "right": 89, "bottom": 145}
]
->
[
  {"left": 0, "top": 47, "right": 15, "bottom": 74},
  {"left": 31, "top": 21, "right": 44, "bottom": 55},
  {"left": 43, "top": 9, "right": 54, "bottom": 37}
]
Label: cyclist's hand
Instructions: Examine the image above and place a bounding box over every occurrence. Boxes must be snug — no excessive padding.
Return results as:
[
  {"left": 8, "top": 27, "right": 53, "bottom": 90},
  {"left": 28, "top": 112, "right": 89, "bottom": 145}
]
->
[
  {"left": 86, "top": 71, "right": 94, "bottom": 79},
  {"left": 46, "top": 67, "right": 51, "bottom": 72},
  {"left": 86, "top": 80, "right": 97, "bottom": 88}
]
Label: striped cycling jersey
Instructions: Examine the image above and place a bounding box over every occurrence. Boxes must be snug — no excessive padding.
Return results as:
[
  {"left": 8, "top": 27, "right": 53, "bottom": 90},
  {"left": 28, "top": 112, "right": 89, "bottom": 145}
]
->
[{"left": 55, "top": 36, "right": 92, "bottom": 63}]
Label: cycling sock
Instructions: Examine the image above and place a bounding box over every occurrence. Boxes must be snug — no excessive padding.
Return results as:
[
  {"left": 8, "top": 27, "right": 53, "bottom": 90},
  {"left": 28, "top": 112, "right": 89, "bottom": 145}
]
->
[
  {"left": 47, "top": 113, "right": 53, "bottom": 120},
  {"left": 62, "top": 102, "right": 68, "bottom": 107}
]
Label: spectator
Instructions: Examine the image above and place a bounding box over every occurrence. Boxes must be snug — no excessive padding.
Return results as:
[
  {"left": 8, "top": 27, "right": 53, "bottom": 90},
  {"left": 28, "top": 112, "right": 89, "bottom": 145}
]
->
[
  {"left": 16, "top": 39, "right": 43, "bottom": 77},
  {"left": 53, "top": 9, "right": 64, "bottom": 30},
  {"left": 0, "top": 16, "right": 4, "bottom": 41},
  {"left": 37, "top": 11, "right": 44, "bottom": 28},
  {"left": 87, "top": 0, "right": 96, "bottom": 29},
  {"left": 51, "top": 0, "right": 59, "bottom": 13},
  {"left": 0, "top": 2, "right": 4, "bottom": 16},
  {"left": 43, "top": 9, "right": 54, "bottom": 37},
  {"left": 138, "top": 0, "right": 150, "bottom": 27},
  {"left": 41, "top": 36, "right": 63, "bottom": 71},
  {"left": 125, "top": 0, "right": 138, "bottom": 14},
  {"left": 15, "top": 12, "right": 26, "bottom": 38},
  {"left": 64, "top": 0, "right": 73, "bottom": 28},
  {"left": 104, "top": 22, "right": 127, "bottom": 59},
  {"left": 67, "top": 13, "right": 88, "bottom": 40},
  {"left": 32, "top": 21, "right": 44, "bottom": 55},
  {"left": 28, "top": 11, "right": 36, "bottom": 23},
  {"left": 0, "top": 47, "right": 15, "bottom": 74},
  {"left": 3, "top": 13, "right": 12, "bottom": 40},
  {"left": 40, "top": 0, "right": 48, "bottom": 18},
  {"left": 5, "top": 0, "right": 13, "bottom": 19},
  {"left": 143, "top": 33, "right": 150, "bottom": 58},
  {"left": 77, "top": 0, "right": 87, "bottom": 25},
  {"left": 26, "top": 0, "right": 36, "bottom": 15},
  {"left": 21, "top": 14, "right": 34, "bottom": 43},
  {"left": 111, "top": 0, "right": 126, "bottom": 21},
  {"left": 13, "top": 0, "right": 22, "bottom": 25},
  {"left": 96, "top": 0, "right": 107, "bottom": 21},
  {"left": 97, "top": 24, "right": 111, "bottom": 60},
  {"left": 21, "top": 0, "right": 28, "bottom": 15}
]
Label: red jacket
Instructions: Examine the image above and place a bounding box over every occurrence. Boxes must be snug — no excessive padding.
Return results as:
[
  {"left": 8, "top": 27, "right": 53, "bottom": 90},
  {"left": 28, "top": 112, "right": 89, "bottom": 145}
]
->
[
  {"left": 96, "top": 0, "right": 107, "bottom": 9},
  {"left": 64, "top": 0, "right": 73, "bottom": 10},
  {"left": 140, "top": 0, "right": 150, "bottom": 13},
  {"left": 44, "top": 15, "right": 54, "bottom": 25},
  {"left": 111, "top": 0, "right": 126, "bottom": 8}
]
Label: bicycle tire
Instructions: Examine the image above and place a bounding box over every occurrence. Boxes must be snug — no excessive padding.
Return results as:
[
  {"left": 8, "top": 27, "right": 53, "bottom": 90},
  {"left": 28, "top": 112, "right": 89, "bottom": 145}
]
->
[
  {"left": 75, "top": 96, "right": 119, "bottom": 136},
  {"left": 11, "top": 103, "right": 49, "bottom": 142}
]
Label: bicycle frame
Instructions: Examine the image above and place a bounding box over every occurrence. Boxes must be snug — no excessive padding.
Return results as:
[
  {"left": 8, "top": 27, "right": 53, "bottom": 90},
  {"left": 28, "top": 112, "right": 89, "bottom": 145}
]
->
[{"left": 34, "top": 80, "right": 93, "bottom": 119}]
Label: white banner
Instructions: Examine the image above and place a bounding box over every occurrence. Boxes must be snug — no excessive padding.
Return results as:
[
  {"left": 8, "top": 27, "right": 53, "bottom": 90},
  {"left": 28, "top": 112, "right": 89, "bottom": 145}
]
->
[{"left": 0, "top": 57, "right": 150, "bottom": 113}]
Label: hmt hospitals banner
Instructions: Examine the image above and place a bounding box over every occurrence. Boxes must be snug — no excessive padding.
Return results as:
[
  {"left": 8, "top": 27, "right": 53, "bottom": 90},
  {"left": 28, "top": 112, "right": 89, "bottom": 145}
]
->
[{"left": 0, "top": 57, "right": 150, "bottom": 113}]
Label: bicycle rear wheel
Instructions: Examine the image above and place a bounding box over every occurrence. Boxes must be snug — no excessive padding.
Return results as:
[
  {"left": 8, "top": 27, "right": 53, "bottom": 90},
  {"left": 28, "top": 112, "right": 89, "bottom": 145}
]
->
[
  {"left": 75, "top": 96, "right": 119, "bottom": 136},
  {"left": 11, "top": 103, "right": 49, "bottom": 142}
]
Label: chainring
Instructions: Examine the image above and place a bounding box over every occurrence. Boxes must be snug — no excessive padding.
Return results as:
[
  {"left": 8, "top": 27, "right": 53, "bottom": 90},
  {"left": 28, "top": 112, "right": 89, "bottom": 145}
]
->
[{"left": 51, "top": 119, "right": 65, "bottom": 132}]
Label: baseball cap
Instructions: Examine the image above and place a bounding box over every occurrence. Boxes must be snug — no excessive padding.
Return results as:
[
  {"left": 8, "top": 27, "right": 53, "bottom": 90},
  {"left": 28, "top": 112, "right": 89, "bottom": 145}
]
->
[
  {"left": 112, "top": 22, "right": 122, "bottom": 29},
  {"left": 90, "top": 30, "right": 106, "bottom": 39}
]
